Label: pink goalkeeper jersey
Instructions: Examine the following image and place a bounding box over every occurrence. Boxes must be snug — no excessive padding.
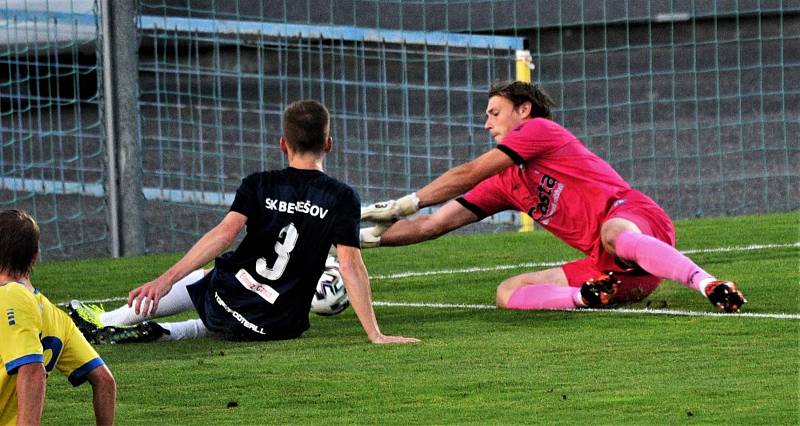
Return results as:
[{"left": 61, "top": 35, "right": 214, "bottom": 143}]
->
[{"left": 461, "top": 118, "right": 634, "bottom": 254}]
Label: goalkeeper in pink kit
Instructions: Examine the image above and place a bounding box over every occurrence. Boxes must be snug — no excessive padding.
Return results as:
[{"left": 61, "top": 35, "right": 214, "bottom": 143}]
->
[{"left": 361, "top": 80, "right": 746, "bottom": 312}]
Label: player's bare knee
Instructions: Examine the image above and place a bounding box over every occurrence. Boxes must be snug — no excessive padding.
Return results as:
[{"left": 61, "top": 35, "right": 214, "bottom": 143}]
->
[
  {"left": 496, "top": 291, "right": 511, "bottom": 309},
  {"left": 495, "top": 290, "right": 506, "bottom": 308},
  {"left": 601, "top": 218, "right": 641, "bottom": 255},
  {"left": 600, "top": 233, "right": 617, "bottom": 255},
  {"left": 495, "top": 279, "right": 517, "bottom": 308}
]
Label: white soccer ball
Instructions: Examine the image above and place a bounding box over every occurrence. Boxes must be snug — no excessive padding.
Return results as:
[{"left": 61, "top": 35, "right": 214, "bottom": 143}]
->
[{"left": 310, "top": 256, "right": 350, "bottom": 316}]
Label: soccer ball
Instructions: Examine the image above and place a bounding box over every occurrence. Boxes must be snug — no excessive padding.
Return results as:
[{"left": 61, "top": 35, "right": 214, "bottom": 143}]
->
[{"left": 310, "top": 256, "right": 350, "bottom": 316}]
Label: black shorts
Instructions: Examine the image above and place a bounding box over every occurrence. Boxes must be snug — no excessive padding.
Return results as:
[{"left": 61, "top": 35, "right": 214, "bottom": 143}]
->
[{"left": 187, "top": 269, "right": 305, "bottom": 341}]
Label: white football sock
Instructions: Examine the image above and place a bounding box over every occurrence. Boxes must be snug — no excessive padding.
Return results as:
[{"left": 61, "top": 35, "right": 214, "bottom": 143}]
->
[
  {"left": 99, "top": 269, "right": 206, "bottom": 326},
  {"left": 159, "top": 319, "right": 209, "bottom": 341}
]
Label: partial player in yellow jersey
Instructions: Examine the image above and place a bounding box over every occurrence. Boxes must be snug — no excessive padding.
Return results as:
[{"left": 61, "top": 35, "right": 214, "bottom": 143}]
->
[{"left": 0, "top": 210, "right": 116, "bottom": 426}]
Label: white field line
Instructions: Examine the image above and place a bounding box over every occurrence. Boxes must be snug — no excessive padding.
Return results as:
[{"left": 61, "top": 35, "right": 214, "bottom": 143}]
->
[
  {"left": 57, "top": 297, "right": 800, "bottom": 320},
  {"left": 56, "top": 297, "right": 127, "bottom": 307},
  {"left": 56, "top": 242, "right": 800, "bottom": 320},
  {"left": 369, "top": 261, "right": 564, "bottom": 280},
  {"left": 370, "top": 242, "right": 800, "bottom": 280},
  {"left": 679, "top": 242, "right": 800, "bottom": 255},
  {"left": 372, "top": 301, "right": 800, "bottom": 320}
]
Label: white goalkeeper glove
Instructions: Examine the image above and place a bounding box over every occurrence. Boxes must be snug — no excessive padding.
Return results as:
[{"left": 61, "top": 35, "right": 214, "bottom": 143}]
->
[
  {"left": 361, "top": 193, "right": 420, "bottom": 223},
  {"left": 360, "top": 224, "right": 389, "bottom": 249}
]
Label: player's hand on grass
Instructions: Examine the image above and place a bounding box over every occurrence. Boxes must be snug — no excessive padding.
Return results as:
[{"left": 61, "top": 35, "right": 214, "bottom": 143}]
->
[
  {"left": 361, "top": 193, "right": 420, "bottom": 223},
  {"left": 369, "top": 334, "right": 420, "bottom": 344},
  {"left": 127, "top": 278, "right": 173, "bottom": 317},
  {"left": 360, "top": 224, "right": 388, "bottom": 248}
]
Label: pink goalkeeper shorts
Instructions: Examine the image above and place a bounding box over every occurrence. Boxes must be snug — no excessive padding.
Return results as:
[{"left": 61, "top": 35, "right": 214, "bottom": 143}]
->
[{"left": 561, "top": 190, "right": 675, "bottom": 303}]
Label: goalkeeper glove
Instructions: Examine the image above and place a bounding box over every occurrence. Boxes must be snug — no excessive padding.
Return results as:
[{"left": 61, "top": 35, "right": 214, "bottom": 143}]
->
[
  {"left": 360, "top": 224, "right": 388, "bottom": 249},
  {"left": 361, "top": 193, "right": 420, "bottom": 223}
]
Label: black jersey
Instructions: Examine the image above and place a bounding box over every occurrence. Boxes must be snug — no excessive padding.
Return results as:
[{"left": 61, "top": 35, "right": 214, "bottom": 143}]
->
[{"left": 188, "top": 167, "right": 360, "bottom": 340}]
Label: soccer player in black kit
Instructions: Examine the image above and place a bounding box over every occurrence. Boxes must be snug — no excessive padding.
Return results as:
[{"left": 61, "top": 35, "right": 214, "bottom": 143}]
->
[{"left": 69, "top": 100, "right": 418, "bottom": 345}]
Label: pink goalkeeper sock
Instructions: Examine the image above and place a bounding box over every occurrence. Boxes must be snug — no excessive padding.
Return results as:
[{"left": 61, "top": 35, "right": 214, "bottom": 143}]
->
[
  {"left": 615, "top": 231, "right": 712, "bottom": 292},
  {"left": 505, "top": 284, "right": 582, "bottom": 310}
]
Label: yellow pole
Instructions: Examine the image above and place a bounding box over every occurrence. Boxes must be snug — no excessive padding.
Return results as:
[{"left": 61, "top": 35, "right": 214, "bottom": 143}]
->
[{"left": 515, "top": 50, "right": 535, "bottom": 232}]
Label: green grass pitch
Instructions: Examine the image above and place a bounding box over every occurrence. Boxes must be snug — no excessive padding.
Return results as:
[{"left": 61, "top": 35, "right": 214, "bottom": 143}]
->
[{"left": 36, "top": 212, "right": 799, "bottom": 424}]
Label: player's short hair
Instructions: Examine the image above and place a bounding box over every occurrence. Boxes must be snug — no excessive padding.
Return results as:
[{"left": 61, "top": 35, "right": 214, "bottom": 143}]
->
[
  {"left": 282, "top": 100, "right": 330, "bottom": 154},
  {"left": 489, "top": 80, "right": 555, "bottom": 119},
  {"left": 0, "top": 209, "right": 40, "bottom": 277}
]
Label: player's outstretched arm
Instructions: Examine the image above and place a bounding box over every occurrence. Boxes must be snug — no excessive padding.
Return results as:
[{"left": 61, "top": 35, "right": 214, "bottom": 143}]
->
[
  {"left": 365, "top": 200, "right": 478, "bottom": 247},
  {"left": 361, "top": 149, "right": 512, "bottom": 224},
  {"left": 86, "top": 365, "right": 116, "bottom": 426},
  {"left": 128, "top": 211, "right": 247, "bottom": 316},
  {"left": 415, "top": 148, "right": 514, "bottom": 208},
  {"left": 16, "top": 363, "right": 46, "bottom": 425},
  {"left": 336, "top": 245, "right": 419, "bottom": 344}
]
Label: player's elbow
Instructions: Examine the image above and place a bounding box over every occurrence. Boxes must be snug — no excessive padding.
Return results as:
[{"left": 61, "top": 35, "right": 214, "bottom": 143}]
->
[
  {"left": 416, "top": 216, "right": 449, "bottom": 240},
  {"left": 448, "top": 164, "right": 480, "bottom": 193},
  {"left": 87, "top": 365, "right": 116, "bottom": 426},
  {"left": 16, "top": 363, "right": 46, "bottom": 425},
  {"left": 212, "top": 212, "right": 247, "bottom": 247},
  {"left": 338, "top": 256, "right": 355, "bottom": 277},
  {"left": 336, "top": 247, "right": 365, "bottom": 280},
  {"left": 338, "top": 262, "right": 359, "bottom": 287},
  {"left": 216, "top": 224, "right": 239, "bottom": 246},
  {"left": 88, "top": 365, "right": 117, "bottom": 394}
]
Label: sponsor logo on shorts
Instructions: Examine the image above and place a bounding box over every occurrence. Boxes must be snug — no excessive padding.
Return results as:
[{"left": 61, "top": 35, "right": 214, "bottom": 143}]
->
[{"left": 213, "top": 292, "right": 266, "bottom": 335}]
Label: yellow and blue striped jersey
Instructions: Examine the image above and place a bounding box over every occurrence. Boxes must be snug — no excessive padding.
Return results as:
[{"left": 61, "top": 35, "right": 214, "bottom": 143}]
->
[{"left": 0, "top": 283, "right": 104, "bottom": 426}]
